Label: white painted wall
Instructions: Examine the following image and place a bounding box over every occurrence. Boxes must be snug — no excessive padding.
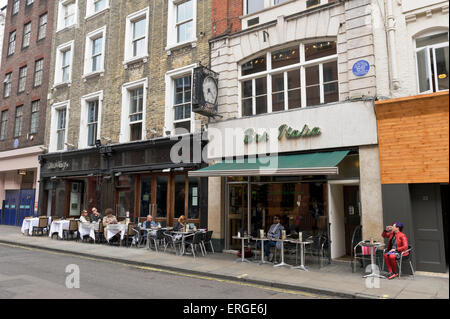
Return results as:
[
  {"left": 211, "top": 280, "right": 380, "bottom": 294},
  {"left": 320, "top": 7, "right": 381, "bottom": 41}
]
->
[{"left": 329, "top": 183, "right": 346, "bottom": 259}]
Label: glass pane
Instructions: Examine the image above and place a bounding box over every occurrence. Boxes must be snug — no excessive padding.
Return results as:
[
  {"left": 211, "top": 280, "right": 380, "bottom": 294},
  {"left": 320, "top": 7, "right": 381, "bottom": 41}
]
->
[
  {"left": 228, "top": 184, "right": 248, "bottom": 249},
  {"left": 323, "top": 61, "right": 338, "bottom": 83},
  {"left": 177, "top": 21, "right": 193, "bottom": 43},
  {"left": 255, "top": 77, "right": 266, "bottom": 96},
  {"left": 130, "top": 122, "right": 142, "bottom": 141},
  {"left": 242, "top": 80, "right": 252, "bottom": 98},
  {"left": 256, "top": 95, "right": 267, "bottom": 115},
  {"left": 305, "top": 65, "right": 319, "bottom": 86},
  {"left": 174, "top": 121, "right": 191, "bottom": 135},
  {"left": 57, "top": 130, "right": 65, "bottom": 150},
  {"left": 242, "top": 56, "right": 266, "bottom": 76},
  {"left": 272, "top": 92, "right": 285, "bottom": 112},
  {"left": 288, "top": 69, "right": 300, "bottom": 89},
  {"left": 271, "top": 73, "right": 284, "bottom": 93},
  {"left": 133, "top": 18, "right": 146, "bottom": 39},
  {"left": 133, "top": 38, "right": 145, "bottom": 57},
  {"left": 88, "top": 124, "right": 97, "bottom": 146},
  {"left": 140, "top": 177, "right": 152, "bottom": 218},
  {"left": 288, "top": 89, "right": 301, "bottom": 109},
  {"left": 417, "top": 49, "right": 431, "bottom": 93},
  {"left": 177, "top": 0, "right": 193, "bottom": 22},
  {"left": 247, "top": 0, "right": 264, "bottom": 14},
  {"left": 306, "top": 85, "right": 320, "bottom": 106},
  {"left": 435, "top": 46, "right": 449, "bottom": 91},
  {"left": 416, "top": 33, "right": 448, "bottom": 48},
  {"left": 242, "top": 98, "right": 253, "bottom": 116},
  {"left": 92, "top": 37, "right": 102, "bottom": 55},
  {"left": 324, "top": 82, "right": 339, "bottom": 104},
  {"left": 272, "top": 47, "right": 300, "bottom": 69},
  {"left": 156, "top": 176, "right": 168, "bottom": 218},
  {"left": 188, "top": 178, "right": 200, "bottom": 219},
  {"left": 305, "top": 41, "right": 337, "bottom": 61},
  {"left": 118, "top": 189, "right": 134, "bottom": 218},
  {"left": 174, "top": 175, "right": 186, "bottom": 219}
]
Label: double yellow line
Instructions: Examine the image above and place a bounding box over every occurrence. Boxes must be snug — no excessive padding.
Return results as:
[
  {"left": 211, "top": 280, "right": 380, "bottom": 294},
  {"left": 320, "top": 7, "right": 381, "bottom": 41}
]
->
[{"left": 0, "top": 242, "right": 332, "bottom": 298}]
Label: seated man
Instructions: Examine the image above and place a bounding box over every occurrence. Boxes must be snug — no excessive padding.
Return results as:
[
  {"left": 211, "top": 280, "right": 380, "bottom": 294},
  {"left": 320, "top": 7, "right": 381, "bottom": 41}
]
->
[
  {"left": 258, "top": 215, "right": 284, "bottom": 262},
  {"left": 382, "top": 222, "right": 409, "bottom": 280},
  {"left": 90, "top": 207, "right": 103, "bottom": 223},
  {"left": 142, "top": 215, "right": 157, "bottom": 229}
]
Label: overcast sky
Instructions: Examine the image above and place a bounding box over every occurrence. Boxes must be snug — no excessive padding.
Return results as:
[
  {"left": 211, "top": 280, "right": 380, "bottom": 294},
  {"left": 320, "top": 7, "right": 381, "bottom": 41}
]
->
[{"left": 1, "top": 0, "right": 6, "bottom": 9}]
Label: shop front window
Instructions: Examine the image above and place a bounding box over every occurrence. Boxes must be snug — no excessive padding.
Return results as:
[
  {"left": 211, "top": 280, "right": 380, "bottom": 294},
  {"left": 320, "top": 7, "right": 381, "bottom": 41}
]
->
[
  {"left": 156, "top": 176, "right": 168, "bottom": 218},
  {"left": 174, "top": 174, "right": 186, "bottom": 219},
  {"left": 239, "top": 41, "right": 338, "bottom": 116},
  {"left": 140, "top": 177, "right": 152, "bottom": 218},
  {"left": 188, "top": 178, "right": 200, "bottom": 220}
]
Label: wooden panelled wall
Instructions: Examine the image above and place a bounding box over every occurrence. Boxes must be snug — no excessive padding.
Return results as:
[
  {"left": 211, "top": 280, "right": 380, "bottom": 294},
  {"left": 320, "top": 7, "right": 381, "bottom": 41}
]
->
[{"left": 375, "top": 92, "right": 449, "bottom": 184}]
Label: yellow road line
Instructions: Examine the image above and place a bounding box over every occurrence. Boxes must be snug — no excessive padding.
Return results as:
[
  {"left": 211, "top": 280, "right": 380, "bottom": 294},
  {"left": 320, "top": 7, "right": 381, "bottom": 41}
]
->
[{"left": 0, "top": 242, "right": 332, "bottom": 298}]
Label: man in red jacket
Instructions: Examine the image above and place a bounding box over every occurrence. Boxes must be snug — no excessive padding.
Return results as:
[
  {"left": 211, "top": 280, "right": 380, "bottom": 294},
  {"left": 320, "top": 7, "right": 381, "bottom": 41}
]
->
[{"left": 382, "top": 222, "right": 409, "bottom": 279}]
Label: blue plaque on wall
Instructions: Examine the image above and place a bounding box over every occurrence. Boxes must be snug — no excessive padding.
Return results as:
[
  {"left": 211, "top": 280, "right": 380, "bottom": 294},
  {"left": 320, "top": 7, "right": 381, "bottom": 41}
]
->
[{"left": 352, "top": 60, "right": 370, "bottom": 77}]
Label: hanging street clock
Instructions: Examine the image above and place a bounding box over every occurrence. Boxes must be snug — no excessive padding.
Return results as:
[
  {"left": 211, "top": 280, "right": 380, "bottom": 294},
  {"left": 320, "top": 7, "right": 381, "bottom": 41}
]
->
[{"left": 192, "top": 66, "right": 219, "bottom": 117}]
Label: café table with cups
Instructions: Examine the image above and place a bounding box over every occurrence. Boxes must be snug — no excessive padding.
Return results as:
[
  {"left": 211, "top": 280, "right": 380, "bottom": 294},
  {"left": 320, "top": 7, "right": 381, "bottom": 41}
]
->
[{"left": 233, "top": 231, "right": 252, "bottom": 263}]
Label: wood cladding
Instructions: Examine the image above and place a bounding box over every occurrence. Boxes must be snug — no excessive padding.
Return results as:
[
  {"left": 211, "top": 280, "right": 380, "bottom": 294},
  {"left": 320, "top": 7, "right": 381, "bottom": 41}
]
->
[{"left": 375, "top": 92, "right": 449, "bottom": 184}]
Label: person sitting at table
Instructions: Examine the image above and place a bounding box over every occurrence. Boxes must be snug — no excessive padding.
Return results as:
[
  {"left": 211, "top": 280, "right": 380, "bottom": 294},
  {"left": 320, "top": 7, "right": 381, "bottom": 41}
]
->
[
  {"left": 80, "top": 210, "right": 90, "bottom": 224},
  {"left": 173, "top": 215, "right": 187, "bottom": 231},
  {"left": 143, "top": 215, "right": 158, "bottom": 229},
  {"left": 102, "top": 208, "right": 118, "bottom": 226},
  {"left": 258, "top": 215, "right": 284, "bottom": 262},
  {"left": 382, "top": 222, "right": 409, "bottom": 280},
  {"left": 90, "top": 207, "right": 103, "bottom": 223}
]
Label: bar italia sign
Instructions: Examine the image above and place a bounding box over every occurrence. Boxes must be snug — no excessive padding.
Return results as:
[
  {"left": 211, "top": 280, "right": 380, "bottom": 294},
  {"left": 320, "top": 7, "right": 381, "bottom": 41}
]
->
[{"left": 244, "top": 124, "right": 321, "bottom": 144}]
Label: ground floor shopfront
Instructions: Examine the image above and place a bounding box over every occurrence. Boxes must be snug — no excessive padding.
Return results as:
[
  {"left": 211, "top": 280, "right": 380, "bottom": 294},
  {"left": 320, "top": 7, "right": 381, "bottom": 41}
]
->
[
  {"left": 39, "top": 135, "right": 208, "bottom": 228},
  {"left": 0, "top": 146, "right": 42, "bottom": 226},
  {"left": 192, "top": 100, "right": 384, "bottom": 257},
  {"left": 376, "top": 92, "right": 449, "bottom": 273}
]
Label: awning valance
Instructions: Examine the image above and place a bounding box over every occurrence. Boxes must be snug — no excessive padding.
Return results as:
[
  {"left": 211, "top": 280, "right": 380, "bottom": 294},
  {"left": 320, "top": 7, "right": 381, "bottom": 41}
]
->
[{"left": 188, "top": 151, "right": 350, "bottom": 177}]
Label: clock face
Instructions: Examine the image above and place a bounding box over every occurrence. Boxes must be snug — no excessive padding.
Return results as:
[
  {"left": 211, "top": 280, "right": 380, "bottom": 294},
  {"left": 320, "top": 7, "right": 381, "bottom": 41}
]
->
[{"left": 202, "top": 76, "right": 218, "bottom": 105}]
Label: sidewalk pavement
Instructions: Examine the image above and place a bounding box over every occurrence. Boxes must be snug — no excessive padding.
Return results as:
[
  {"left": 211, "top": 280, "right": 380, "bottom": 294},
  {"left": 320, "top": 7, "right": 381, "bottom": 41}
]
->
[{"left": 0, "top": 225, "right": 448, "bottom": 299}]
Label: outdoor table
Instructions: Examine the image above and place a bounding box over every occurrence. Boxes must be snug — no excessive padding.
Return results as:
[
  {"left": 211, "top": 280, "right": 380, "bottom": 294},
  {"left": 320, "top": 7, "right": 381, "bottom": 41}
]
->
[
  {"left": 361, "top": 241, "right": 384, "bottom": 279},
  {"left": 232, "top": 235, "right": 252, "bottom": 263},
  {"left": 105, "top": 224, "right": 128, "bottom": 243},
  {"left": 272, "top": 238, "right": 291, "bottom": 268},
  {"left": 288, "top": 239, "right": 313, "bottom": 271},
  {"left": 21, "top": 218, "right": 39, "bottom": 236},
  {"left": 49, "top": 220, "right": 71, "bottom": 239},
  {"left": 78, "top": 222, "right": 98, "bottom": 241},
  {"left": 252, "top": 237, "right": 271, "bottom": 265}
]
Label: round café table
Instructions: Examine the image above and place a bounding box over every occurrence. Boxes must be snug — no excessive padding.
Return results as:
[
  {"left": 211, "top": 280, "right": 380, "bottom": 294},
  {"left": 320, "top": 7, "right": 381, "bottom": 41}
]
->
[
  {"left": 361, "top": 241, "right": 385, "bottom": 279},
  {"left": 252, "top": 237, "right": 271, "bottom": 265},
  {"left": 272, "top": 238, "right": 291, "bottom": 268},
  {"left": 232, "top": 235, "right": 252, "bottom": 263},
  {"left": 288, "top": 239, "right": 313, "bottom": 271}
]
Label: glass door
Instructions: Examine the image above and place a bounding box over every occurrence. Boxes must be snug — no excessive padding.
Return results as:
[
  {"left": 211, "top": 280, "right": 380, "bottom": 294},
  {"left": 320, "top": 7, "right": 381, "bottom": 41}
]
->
[{"left": 227, "top": 183, "right": 249, "bottom": 250}]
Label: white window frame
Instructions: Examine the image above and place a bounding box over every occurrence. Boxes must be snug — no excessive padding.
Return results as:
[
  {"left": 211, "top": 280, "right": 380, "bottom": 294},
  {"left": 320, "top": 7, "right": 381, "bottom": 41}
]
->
[
  {"left": 164, "top": 63, "right": 197, "bottom": 136},
  {"left": 85, "top": 0, "right": 109, "bottom": 20},
  {"left": 237, "top": 42, "right": 338, "bottom": 118},
  {"left": 83, "top": 26, "right": 106, "bottom": 79},
  {"left": 414, "top": 30, "right": 449, "bottom": 95},
  {"left": 166, "top": 0, "right": 197, "bottom": 52},
  {"left": 57, "top": 0, "right": 78, "bottom": 32},
  {"left": 54, "top": 40, "right": 74, "bottom": 87},
  {"left": 79, "top": 91, "right": 103, "bottom": 149},
  {"left": 120, "top": 78, "right": 148, "bottom": 143},
  {"left": 38, "top": 13, "right": 48, "bottom": 40},
  {"left": 243, "top": 0, "right": 295, "bottom": 15},
  {"left": 123, "top": 7, "right": 149, "bottom": 67},
  {"left": 49, "top": 100, "right": 70, "bottom": 153}
]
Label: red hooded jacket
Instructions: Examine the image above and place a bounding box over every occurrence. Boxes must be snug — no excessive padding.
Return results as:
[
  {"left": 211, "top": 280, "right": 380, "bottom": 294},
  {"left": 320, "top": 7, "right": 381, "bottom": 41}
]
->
[{"left": 382, "top": 230, "right": 409, "bottom": 256}]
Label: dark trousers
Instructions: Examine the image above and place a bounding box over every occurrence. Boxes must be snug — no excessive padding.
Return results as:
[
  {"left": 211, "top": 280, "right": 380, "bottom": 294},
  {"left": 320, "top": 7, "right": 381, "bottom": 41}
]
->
[{"left": 257, "top": 241, "right": 276, "bottom": 257}]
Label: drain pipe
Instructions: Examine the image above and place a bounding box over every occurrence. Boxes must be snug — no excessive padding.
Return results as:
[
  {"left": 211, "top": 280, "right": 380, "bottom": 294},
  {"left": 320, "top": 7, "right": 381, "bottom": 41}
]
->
[{"left": 386, "top": 0, "right": 400, "bottom": 90}]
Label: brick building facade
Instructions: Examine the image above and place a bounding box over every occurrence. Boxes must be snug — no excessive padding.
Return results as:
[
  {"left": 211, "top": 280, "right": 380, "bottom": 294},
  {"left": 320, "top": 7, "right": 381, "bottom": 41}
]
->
[
  {"left": 39, "top": 0, "right": 212, "bottom": 228},
  {"left": 0, "top": 0, "right": 54, "bottom": 226}
]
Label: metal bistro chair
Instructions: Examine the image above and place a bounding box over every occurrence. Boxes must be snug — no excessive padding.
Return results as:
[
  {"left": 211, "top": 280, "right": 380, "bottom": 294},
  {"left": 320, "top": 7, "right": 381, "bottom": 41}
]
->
[
  {"left": 184, "top": 232, "right": 205, "bottom": 258},
  {"left": 124, "top": 223, "right": 137, "bottom": 247},
  {"left": 304, "top": 232, "right": 328, "bottom": 269},
  {"left": 382, "top": 246, "right": 415, "bottom": 279},
  {"left": 200, "top": 230, "right": 215, "bottom": 254},
  {"left": 32, "top": 217, "right": 49, "bottom": 236},
  {"left": 95, "top": 222, "right": 105, "bottom": 244},
  {"left": 163, "top": 231, "right": 183, "bottom": 255},
  {"left": 63, "top": 220, "right": 79, "bottom": 241},
  {"left": 148, "top": 229, "right": 165, "bottom": 252}
]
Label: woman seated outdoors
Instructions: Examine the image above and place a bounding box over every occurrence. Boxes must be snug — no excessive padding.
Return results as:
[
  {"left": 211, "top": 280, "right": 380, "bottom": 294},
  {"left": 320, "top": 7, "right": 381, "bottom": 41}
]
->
[
  {"left": 173, "top": 215, "right": 187, "bottom": 231},
  {"left": 79, "top": 210, "right": 90, "bottom": 224}
]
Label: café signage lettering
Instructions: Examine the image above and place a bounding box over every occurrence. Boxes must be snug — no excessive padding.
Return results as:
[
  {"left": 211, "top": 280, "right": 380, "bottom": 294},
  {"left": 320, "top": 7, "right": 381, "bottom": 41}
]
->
[
  {"left": 46, "top": 161, "right": 70, "bottom": 170},
  {"left": 245, "top": 124, "right": 321, "bottom": 144}
]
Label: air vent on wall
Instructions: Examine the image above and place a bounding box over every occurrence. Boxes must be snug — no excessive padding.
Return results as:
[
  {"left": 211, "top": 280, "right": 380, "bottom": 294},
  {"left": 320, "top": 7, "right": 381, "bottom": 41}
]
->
[{"left": 248, "top": 17, "right": 259, "bottom": 27}]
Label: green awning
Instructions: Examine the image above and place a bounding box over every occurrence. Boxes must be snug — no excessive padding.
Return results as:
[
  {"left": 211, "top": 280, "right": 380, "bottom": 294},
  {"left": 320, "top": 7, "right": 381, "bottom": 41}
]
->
[{"left": 189, "top": 150, "right": 350, "bottom": 177}]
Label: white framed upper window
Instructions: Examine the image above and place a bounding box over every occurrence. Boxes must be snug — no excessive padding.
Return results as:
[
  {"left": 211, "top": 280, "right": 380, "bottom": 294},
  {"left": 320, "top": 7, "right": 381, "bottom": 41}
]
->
[
  {"left": 244, "top": 0, "right": 290, "bottom": 15},
  {"left": 79, "top": 91, "right": 103, "bottom": 149},
  {"left": 49, "top": 100, "right": 70, "bottom": 152},
  {"left": 164, "top": 64, "right": 197, "bottom": 136},
  {"left": 167, "top": 0, "right": 197, "bottom": 50},
  {"left": 120, "top": 78, "right": 148, "bottom": 143},
  {"left": 415, "top": 31, "right": 449, "bottom": 94},
  {"left": 124, "top": 7, "right": 149, "bottom": 65},
  {"left": 86, "top": 0, "right": 109, "bottom": 19},
  {"left": 238, "top": 41, "right": 338, "bottom": 117},
  {"left": 54, "top": 41, "right": 74, "bottom": 86},
  {"left": 57, "top": 0, "right": 78, "bottom": 31},
  {"left": 83, "top": 26, "right": 106, "bottom": 77}
]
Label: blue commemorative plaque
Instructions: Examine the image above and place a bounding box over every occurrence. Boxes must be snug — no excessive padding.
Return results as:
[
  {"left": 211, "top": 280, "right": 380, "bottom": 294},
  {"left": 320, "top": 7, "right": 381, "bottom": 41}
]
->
[{"left": 352, "top": 60, "right": 370, "bottom": 77}]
